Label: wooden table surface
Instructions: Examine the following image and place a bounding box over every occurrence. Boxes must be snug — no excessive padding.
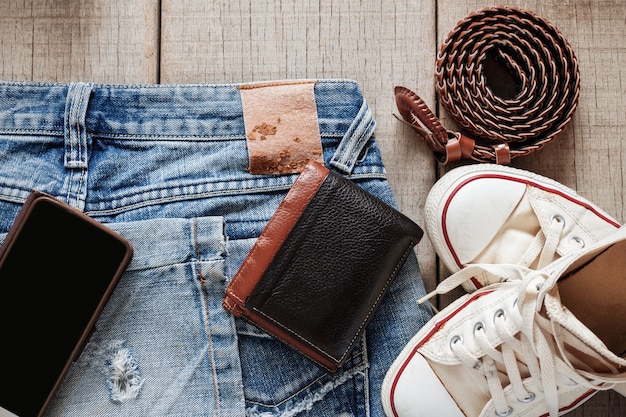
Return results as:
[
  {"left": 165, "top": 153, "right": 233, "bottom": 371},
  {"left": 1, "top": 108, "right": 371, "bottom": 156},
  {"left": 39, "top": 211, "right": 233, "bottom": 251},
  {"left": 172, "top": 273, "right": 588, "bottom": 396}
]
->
[{"left": 1, "top": 0, "right": 624, "bottom": 415}]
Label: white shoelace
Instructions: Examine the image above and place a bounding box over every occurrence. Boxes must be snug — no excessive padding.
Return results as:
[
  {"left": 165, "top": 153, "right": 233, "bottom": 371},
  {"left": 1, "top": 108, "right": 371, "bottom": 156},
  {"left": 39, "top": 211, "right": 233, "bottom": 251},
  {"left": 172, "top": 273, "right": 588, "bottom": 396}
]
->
[
  {"left": 518, "top": 214, "right": 566, "bottom": 269},
  {"left": 419, "top": 264, "right": 616, "bottom": 417}
]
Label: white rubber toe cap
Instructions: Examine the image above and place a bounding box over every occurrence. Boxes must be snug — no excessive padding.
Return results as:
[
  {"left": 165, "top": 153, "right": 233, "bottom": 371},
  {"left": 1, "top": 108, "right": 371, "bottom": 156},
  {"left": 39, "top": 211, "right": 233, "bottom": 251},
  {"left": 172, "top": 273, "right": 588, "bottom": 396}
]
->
[
  {"left": 442, "top": 176, "right": 526, "bottom": 267},
  {"left": 383, "top": 351, "right": 465, "bottom": 417}
]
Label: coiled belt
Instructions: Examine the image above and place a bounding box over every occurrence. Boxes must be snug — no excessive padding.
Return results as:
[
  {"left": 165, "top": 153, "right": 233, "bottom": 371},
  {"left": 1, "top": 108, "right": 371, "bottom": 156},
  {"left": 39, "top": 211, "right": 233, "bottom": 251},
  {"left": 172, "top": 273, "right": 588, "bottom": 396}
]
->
[{"left": 396, "top": 6, "right": 580, "bottom": 164}]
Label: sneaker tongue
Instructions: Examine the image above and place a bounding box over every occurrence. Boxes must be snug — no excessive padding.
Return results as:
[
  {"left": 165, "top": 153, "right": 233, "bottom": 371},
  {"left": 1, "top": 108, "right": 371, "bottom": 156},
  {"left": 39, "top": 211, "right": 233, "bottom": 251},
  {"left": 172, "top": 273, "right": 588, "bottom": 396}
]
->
[
  {"left": 475, "top": 192, "right": 540, "bottom": 265},
  {"left": 558, "top": 240, "right": 626, "bottom": 359}
]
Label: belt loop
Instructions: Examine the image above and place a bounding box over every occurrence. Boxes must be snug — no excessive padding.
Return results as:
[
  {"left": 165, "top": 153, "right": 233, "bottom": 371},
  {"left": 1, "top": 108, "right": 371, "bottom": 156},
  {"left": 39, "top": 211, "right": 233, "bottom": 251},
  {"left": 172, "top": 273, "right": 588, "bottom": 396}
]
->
[
  {"left": 64, "top": 82, "right": 94, "bottom": 169},
  {"left": 330, "top": 100, "right": 376, "bottom": 174}
]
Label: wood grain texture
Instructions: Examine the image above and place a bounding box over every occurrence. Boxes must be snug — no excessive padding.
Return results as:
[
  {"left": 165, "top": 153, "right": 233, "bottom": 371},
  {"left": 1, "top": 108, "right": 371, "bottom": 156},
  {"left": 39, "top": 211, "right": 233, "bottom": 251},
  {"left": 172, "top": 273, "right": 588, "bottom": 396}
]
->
[
  {"left": 0, "top": 0, "right": 159, "bottom": 83},
  {"left": 1, "top": 0, "right": 625, "bottom": 414}
]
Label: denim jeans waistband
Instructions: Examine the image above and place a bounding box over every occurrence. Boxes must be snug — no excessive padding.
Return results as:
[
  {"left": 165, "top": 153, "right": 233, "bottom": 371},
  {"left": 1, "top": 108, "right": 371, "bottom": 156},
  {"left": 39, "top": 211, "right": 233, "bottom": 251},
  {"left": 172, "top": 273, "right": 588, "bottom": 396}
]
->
[
  {"left": 0, "top": 79, "right": 376, "bottom": 172},
  {"left": 0, "top": 79, "right": 386, "bottom": 239}
]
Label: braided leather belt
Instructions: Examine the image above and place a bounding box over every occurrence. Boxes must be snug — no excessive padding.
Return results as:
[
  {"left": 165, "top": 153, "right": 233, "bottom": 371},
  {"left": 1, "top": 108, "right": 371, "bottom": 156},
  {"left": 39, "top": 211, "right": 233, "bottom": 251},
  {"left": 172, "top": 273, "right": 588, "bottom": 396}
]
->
[{"left": 396, "top": 6, "right": 580, "bottom": 164}]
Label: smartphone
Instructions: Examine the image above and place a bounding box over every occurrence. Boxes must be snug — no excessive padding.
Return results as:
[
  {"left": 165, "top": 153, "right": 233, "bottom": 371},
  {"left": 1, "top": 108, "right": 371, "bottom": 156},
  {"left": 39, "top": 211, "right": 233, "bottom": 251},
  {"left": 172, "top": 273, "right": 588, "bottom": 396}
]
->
[{"left": 0, "top": 191, "right": 133, "bottom": 417}]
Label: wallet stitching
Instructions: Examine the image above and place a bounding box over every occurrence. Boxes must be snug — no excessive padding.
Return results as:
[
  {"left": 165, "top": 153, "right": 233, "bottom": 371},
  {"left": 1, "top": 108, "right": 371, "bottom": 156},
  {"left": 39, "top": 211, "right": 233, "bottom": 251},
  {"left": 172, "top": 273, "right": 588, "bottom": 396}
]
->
[
  {"left": 249, "top": 306, "right": 334, "bottom": 358},
  {"left": 226, "top": 288, "right": 244, "bottom": 304},
  {"left": 250, "top": 242, "right": 416, "bottom": 365},
  {"left": 336, "top": 243, "right": 415, "bottom": 362}
]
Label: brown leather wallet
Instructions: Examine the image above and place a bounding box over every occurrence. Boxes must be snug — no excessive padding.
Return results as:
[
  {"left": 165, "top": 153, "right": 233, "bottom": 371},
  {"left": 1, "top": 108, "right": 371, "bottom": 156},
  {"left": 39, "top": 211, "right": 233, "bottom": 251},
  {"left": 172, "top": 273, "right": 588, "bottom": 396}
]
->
[{"left": 222, "top": 161, "right": 423, "bottom": 373}]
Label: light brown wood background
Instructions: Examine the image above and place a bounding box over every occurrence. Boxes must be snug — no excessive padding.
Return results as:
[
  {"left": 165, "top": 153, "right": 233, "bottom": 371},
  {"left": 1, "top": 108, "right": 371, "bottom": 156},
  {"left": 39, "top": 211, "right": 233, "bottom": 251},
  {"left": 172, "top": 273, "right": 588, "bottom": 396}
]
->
[{"left": 1, "top": 0, "right": 624, "bottom": 414}]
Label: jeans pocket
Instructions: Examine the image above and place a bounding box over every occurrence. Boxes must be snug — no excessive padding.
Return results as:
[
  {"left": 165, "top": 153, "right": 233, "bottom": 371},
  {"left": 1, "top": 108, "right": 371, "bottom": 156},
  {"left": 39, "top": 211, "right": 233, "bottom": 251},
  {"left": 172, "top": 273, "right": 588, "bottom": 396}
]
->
[
  {"left": 236, "top": 304, "right": 370, "bottom": 416},
  {"left": 228, "top": 228, "right": 372, "bottom": 415},
  {"left": 0, "top": 195, "right": 27, "bottom": 233}
]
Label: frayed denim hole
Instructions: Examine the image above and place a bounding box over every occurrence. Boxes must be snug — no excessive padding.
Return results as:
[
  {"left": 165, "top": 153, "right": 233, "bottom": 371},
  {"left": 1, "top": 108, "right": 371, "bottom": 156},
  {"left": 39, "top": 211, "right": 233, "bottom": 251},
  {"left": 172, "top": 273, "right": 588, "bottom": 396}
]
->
[{"left": 107, "top": 347, "right": 145, "bottom": 403}]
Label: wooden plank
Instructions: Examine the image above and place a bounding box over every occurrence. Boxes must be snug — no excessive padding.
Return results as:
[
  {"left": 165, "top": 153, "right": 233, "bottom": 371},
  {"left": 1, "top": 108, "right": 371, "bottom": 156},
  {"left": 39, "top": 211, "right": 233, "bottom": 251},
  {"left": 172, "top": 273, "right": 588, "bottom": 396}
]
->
[
  {"left": 0, "top": 0, "right": 159, "bottom": 83},
  {"left": 161, "top": 0, "right": 440, "bottom": 294}
]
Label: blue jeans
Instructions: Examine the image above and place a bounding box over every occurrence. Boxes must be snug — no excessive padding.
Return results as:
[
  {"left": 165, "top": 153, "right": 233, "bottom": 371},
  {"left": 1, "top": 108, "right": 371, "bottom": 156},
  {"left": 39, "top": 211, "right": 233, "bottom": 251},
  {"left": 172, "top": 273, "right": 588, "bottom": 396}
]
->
[{"left": 0, "top": 80, "right": 432, "bottom": 416}]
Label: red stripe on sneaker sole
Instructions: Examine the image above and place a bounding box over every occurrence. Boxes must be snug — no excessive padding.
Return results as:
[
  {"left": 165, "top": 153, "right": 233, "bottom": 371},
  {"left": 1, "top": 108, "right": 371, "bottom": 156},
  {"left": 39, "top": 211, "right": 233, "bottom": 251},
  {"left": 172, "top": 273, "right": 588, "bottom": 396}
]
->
[
  {"left": 388, "top": 285, "right": 599, "bottom": 416},
  {"left": 388, "top": 289, "right": 494, "bottom": 417}
]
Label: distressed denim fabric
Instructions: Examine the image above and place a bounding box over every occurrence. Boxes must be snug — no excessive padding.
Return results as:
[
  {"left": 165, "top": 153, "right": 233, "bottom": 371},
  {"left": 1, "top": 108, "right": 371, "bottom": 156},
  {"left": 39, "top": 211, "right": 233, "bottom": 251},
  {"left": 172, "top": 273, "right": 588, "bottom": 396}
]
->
[{"left": 0, "top": 80, "right": 432, "bottom": 417}]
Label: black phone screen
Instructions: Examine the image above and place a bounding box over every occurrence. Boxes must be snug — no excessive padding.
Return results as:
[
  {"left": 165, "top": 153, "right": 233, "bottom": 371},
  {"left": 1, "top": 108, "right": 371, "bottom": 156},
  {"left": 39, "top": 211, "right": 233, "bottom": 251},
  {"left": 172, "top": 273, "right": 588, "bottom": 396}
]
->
[{"left": 0, "top": 193, "right": 132, "bottom": 417}]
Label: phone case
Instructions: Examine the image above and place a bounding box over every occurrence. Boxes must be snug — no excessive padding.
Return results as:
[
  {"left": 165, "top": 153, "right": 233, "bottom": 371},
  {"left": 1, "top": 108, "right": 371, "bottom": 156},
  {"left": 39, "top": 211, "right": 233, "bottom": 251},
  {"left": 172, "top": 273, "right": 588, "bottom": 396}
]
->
[{"left": 0, "top": 191, "right": 133, "bottom": 417}]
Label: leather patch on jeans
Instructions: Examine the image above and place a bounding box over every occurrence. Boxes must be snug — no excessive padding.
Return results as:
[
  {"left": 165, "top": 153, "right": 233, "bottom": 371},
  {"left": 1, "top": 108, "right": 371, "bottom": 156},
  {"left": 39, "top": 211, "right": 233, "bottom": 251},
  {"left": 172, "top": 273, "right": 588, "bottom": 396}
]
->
[{"left": 240, "top": 81, "right": 323, "bottom": 174}]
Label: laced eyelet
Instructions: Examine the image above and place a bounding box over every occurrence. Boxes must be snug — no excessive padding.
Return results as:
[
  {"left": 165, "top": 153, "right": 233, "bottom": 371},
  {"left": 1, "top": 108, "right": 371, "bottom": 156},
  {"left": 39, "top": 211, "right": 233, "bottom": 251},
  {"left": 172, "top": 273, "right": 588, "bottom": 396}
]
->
[
  {"left": 570, "top": 236, "right": 585, "bottom": 248},
  {"left": 474, "top": 321, "right": 485, "bottom": 334},
  {"left": 519, "top": 392, "right": 535, "bottom": 403},
  {"left": 494, "top": 309, "right": 506, "bottom": 322},
  {"left": 450, "top": 335, "right": 463, "bottom": 350},
  {"left": 552, "top": 214, "right": 565, "bottom": 226},
  {"left": 495, "top": 406, "right": 513, "bottom": 417}
]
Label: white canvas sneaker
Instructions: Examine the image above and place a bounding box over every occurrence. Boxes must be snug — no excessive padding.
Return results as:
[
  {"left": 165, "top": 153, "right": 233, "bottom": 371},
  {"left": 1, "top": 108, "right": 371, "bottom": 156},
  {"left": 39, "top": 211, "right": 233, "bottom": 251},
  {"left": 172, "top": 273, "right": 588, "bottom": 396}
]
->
[
  {"left": 381, "top": 226, "right": 626, "bottom": 417},
  {"left": 424, "top": 164, "right": 620, "bottom": 291}
]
